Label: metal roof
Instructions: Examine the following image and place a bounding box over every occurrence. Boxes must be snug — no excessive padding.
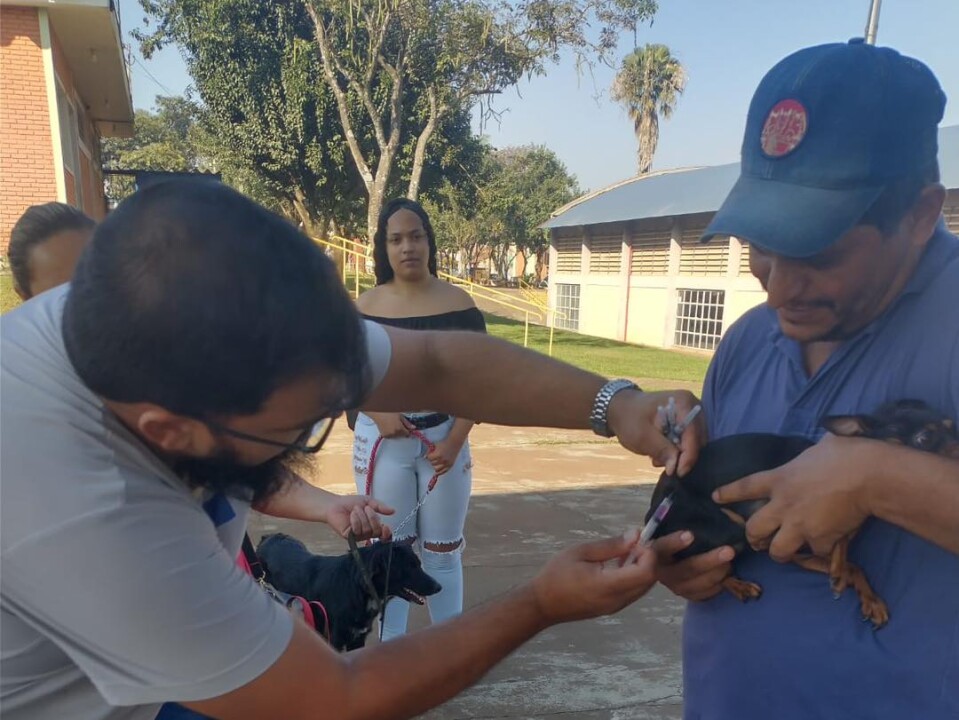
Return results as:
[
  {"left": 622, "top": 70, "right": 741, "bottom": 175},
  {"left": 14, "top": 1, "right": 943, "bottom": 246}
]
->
[{"left": 544, "top": 124, "right": 959, "bottom": 230}]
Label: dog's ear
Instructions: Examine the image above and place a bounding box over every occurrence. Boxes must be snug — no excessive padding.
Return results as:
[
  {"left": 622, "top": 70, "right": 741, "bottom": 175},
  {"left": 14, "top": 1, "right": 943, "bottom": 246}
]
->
[{"left": 821, "top": 414, "right": 877, "bottom": 438}]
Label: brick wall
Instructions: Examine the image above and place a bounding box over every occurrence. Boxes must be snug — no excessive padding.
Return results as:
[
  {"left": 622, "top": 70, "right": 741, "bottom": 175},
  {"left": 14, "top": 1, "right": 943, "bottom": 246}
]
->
[{"left": 0, "top": 7, "right": 57, "bottom": 254}]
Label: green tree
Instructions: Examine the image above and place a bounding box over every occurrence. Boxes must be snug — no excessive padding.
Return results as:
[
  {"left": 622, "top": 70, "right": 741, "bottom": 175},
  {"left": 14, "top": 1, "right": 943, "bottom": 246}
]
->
[
  {"left": 101, "top": 95, "right": 204, "bottom": 205},
  {"left": 427, "top": 144, "right": 578, "bottom": 281},
  {"left": 488, "top": 145, "right": 579, "bottom": 279},
  {"left": 424, "top": 180, "right": 486, "bottom": 276},
  {"left": 138, "top": 1, "right": 365, "bottom": 237},
  {"left": 138, "top": 0, "right": 493, "bottom": 240},
  {"left": 140, "top": 0, "right": 657, "bottom": 240},
  {"left": 306, "top": 0, "right": 654, "bottom": 240},
  {"left": 101, "top": 95, "right": 200, "bottom": 170},
  {"left": 611, "top": 43, "right": 686, "bottom": 175}
]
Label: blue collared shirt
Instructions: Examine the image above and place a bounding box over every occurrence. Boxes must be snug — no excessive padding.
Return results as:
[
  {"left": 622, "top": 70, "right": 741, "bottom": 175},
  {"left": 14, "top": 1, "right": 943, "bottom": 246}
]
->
[{"left": 684, "top": 223, "right": 959, "bottom": 720}]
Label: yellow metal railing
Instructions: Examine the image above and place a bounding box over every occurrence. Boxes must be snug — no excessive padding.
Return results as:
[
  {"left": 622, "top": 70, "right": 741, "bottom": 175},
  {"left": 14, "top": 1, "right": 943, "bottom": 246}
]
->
[
  {"left": 312, "top": 235, "right": 564, "bottom": 355},
  {"left": 516, "top": 277, "right": 549, "bottom": 311},
  {"left": 438, "top": 271, "right": 568, "bottom": 355},
  {"left": 438, "top": 271, "right": 548, "bottom": 349},
  {"left": 312, "top": 235, "right": 374, "bottom": 299}
]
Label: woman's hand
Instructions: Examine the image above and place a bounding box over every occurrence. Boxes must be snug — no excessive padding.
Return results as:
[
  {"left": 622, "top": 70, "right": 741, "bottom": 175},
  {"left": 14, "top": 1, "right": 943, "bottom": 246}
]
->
[{"left": 367, "top": 412, "right": 414, "bottom": 438}]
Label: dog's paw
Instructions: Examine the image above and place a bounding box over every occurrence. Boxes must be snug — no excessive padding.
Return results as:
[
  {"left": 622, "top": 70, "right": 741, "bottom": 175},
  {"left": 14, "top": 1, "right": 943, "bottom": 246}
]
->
[
  {"left": 830, "top": 574, "right": 849, "bottom": 598},
  {"left": 860, "top": 595, "right": 890, "bottom": 630},
  {"left": 722, "top": 577, "right": 763, "bottom": 602}
]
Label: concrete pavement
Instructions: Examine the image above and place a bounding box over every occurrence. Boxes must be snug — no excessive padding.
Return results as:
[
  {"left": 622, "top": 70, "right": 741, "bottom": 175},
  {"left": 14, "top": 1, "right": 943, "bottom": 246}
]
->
[{"left": 249, "top": 422, "right": 686, "bottom": 719}]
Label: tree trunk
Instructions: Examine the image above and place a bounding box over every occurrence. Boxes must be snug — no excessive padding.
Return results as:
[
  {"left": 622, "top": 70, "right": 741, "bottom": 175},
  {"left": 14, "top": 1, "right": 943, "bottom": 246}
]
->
[
  {"left": 367, "top": 180, "right": 385, "bottom": 245},
  {"left": 407, "top": 88, "right": 443, "bottom": 201},
  {"left": 307, "top": 3, "right": 404, "bottom": 244},
  {"left": 293, "top": 189, "right": 343, "bottom": 275},
  {"left": 637, "top": 111, "right": 658, "bottom": 176}
]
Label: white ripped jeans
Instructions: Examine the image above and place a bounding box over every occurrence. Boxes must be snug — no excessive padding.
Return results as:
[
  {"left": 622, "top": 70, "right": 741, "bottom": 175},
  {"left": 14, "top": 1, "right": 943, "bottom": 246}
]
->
[{"left": 352, "top": 413, "right": 472, "bottom": 639}]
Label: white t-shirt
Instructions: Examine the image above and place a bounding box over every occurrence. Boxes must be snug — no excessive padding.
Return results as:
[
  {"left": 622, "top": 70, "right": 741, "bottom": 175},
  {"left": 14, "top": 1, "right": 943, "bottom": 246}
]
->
[{"left": 0, "top": 286, "right": 391, "bottom": 719}]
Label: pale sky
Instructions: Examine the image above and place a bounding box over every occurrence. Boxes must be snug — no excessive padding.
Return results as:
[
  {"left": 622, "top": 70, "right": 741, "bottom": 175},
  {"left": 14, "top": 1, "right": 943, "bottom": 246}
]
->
[{"left": 120, "top": 0, "right": 959, "bottom": 192}]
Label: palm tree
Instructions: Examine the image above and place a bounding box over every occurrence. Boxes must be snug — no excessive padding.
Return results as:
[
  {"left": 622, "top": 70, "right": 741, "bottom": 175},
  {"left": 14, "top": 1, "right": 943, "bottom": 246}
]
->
[{"left": 611, "top": 44, "right": 687, "bottom": 175}]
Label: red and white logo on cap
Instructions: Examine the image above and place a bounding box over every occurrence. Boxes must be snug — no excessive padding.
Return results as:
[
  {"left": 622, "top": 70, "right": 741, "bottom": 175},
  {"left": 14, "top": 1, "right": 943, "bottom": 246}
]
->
[{"left": 760, "top": 99, "right": 808, "bottom": 158}]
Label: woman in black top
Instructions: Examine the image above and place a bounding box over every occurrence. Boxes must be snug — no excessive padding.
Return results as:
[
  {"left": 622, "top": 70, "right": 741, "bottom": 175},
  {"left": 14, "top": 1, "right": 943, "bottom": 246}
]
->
[{"left": 353, "top": 198, "right": 485, "bottom": 640}]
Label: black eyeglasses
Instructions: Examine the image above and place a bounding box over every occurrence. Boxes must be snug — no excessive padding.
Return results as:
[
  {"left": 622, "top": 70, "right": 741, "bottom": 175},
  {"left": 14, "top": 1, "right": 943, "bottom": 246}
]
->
[{"left": 206, "top": 413, "right": 340, "bottom": 454}]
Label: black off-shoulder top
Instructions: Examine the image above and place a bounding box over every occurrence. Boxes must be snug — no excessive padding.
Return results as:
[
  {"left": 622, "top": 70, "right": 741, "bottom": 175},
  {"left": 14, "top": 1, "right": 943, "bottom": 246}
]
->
[{"left": 361, "top": 307, "right": 487, "bottom": 334}]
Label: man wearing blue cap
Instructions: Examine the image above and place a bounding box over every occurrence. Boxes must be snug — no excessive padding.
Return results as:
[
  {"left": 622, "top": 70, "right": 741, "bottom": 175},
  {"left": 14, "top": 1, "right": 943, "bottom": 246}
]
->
[{"left": 654, "top": 40, "right": 959, "bottom": 718}]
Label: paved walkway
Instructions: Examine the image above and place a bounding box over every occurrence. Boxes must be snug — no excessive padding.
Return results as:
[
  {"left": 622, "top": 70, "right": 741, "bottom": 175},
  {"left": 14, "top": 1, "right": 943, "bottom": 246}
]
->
[{"left": 249, "top": 422, "right": 685, "bottom": 719}]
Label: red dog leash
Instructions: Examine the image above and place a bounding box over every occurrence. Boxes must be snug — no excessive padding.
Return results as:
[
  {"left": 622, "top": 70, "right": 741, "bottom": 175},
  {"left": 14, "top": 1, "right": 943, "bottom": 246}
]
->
[
  {"left": 240, "top": 534, "right": 333, "bottom": 644},
  {"left": 359, "top": 426, "right": 445, "bottom": 640},
  {"left": 287, "top": 596, "right": 331, "bottom": 642},
  {"left": 365, "top": 428, "right": 439, "bottom": 496}
]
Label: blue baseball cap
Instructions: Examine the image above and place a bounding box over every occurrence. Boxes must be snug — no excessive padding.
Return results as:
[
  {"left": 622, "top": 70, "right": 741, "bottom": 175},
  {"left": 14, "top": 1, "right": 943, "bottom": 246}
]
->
[{"left": 702, "top": 39, "right": 946, "bottom": 258}]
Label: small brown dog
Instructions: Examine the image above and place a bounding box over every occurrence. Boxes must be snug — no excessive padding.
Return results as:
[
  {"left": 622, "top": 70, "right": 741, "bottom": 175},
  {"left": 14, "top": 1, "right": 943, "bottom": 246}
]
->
[{"left": 646, "top": 399, "right": 959, "bottom": 628}]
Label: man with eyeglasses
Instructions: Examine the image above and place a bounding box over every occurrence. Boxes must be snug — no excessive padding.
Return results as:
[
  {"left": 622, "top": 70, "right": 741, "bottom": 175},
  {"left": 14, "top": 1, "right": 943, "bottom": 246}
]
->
[{"left": 0, "top": 180, "right": 702, "bottom": 720}]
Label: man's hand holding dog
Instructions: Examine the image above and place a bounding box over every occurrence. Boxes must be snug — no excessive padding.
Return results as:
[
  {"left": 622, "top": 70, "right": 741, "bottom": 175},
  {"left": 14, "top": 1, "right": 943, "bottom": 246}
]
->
[
  {"left": 712, "top": 432, "right": 873, "bottom": 561},
  {"left": 254, "top": 470, "right": 395, "bottom": 542},
  {"left": 653, "top": 532, "right": 736, "bottom": 602},
  {"left": 323, "top": 495, "right": 395, "bottom": 542}
]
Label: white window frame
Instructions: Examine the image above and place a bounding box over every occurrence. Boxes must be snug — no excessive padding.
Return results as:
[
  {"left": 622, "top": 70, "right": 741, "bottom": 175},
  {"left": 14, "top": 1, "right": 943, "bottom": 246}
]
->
[
  {"left": 674, "top": 288, "right": 725, "bottom": 351},
  {"left": 55, "top": 79, "right": 83, "bottom": 208},
  {"left": 555, "top": 283, "right": 581, "bottom": 331}
]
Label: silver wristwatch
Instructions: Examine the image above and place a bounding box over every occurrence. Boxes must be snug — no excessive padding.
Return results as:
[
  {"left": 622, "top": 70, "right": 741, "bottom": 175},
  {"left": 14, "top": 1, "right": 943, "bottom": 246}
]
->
[{"left": 589, "top": 378, "right": 640, "bottom": 437}]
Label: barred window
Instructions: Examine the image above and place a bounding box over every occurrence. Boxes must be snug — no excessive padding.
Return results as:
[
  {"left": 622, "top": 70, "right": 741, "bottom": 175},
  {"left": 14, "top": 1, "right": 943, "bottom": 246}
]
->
[
  {"left": 555, "top": 283, "right": 580, "bottom": 331},
  {"left": 675, "top": 289, "right": 725, "bottom": 350}
]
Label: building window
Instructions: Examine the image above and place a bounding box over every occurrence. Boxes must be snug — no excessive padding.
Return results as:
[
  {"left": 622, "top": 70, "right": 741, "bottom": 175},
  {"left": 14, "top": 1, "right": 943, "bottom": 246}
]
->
[
  {"left": 675, "top": 289, "right": 725, "bottom": 350},
  {"left": 56, "top": 81, "right": 83, "bottom": 207},
  {"left": 588, "top": 235, "right": 622, "bottom": 273},
  {"left": 630, "top": 230, "right": 671, "bottom": 275},
  {"left": 679, "top": 225, "right": 729, "bottom": 276},
  {"left": 554, "top": 236, "right": 583, "bottom": 273},
  {"left": 554, "top": 283, "right": 580, "bottom": 331}
]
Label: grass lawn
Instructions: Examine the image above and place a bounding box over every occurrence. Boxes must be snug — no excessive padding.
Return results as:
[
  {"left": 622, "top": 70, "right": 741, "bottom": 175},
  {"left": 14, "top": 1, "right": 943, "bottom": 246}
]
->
[
  {"left": 483, "top": 313, "right": 710, "bottom": 391},
  {"left": 1, "top": 273, "right": 19, "bottom": 314}
]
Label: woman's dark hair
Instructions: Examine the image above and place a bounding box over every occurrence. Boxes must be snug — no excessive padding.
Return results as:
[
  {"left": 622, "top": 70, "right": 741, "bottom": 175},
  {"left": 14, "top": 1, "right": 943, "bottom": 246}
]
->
[
  {"left": 372, "top": 197, "right": 438, "bottom": 285},
  {"left": 8, "top": 202, "right": 95, "bottom": 296},
  {"left": 63, "top": 180, "right": 370, "bottom": 419}
]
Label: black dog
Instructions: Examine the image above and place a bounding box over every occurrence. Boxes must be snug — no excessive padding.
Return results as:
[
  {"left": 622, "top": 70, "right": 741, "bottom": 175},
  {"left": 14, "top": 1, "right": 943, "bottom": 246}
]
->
[
  {"left": 646, "top": 399, "right": 958, "bottom": 627},
  {"left": 256, "top": 533, "right": 441, "bottom": 651}
]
